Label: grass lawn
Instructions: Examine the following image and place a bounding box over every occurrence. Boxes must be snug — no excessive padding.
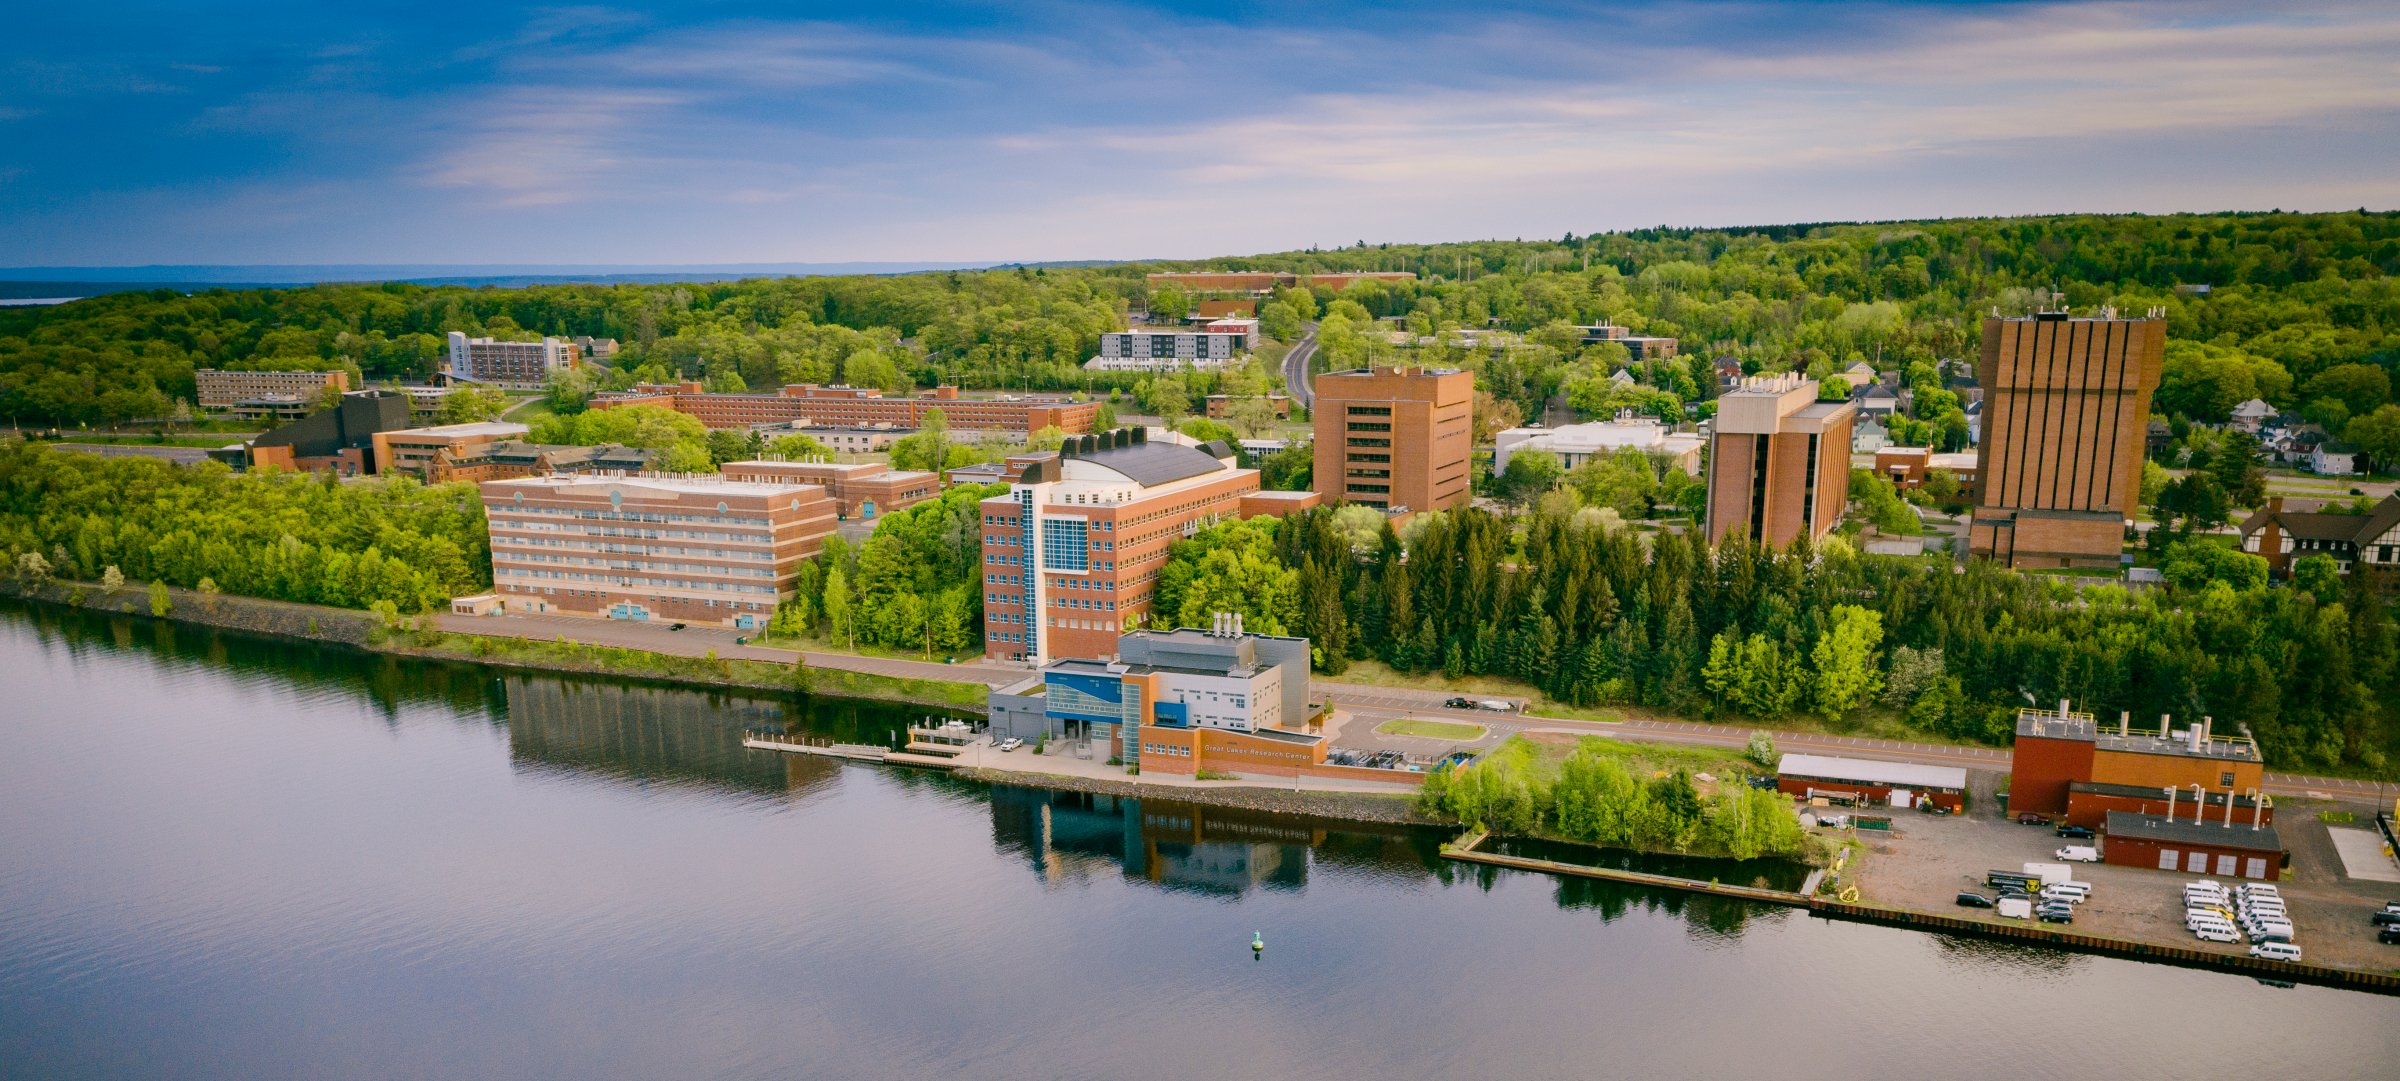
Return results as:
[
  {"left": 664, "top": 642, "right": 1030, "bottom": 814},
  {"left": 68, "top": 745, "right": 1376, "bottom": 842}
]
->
[{"left": 1376, "top": 717, "right": 1487, "bottom": 741}]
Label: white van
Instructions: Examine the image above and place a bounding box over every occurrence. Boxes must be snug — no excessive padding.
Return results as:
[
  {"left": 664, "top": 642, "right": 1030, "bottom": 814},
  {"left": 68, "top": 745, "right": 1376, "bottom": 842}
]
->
[
  {"left": 2188, "top": 912, "right": 2235, "bottom": 931},
  {"left": 2248, "top": 925, "right": 2295, "bottom": 944},
  {"left": 2193, "top": 925, "right": 2240, "bottom": 943},
  {"left": 2055, "top": 845, "right": 2100, "bottom": 862},
  {"left": 2249, "top": 941, "right": 2302, "bottom": 962}
]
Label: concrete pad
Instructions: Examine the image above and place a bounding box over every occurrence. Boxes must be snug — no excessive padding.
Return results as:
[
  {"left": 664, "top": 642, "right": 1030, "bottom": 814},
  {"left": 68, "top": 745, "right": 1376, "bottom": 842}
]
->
[{"left": 2326, "top": 827, "right": 2400, "bottom": 883}]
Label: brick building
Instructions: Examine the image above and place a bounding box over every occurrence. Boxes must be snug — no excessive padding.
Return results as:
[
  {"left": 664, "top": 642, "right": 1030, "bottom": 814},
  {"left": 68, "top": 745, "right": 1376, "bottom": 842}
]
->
[
  {"left": 1775, "top": 753, "right": 1967, "bottom": 811},
  {"left": 195, "top": 369, "right": 350, "bottom": 413},
  {"left": 1968, "top": 311, "right": 2164, "bottom": 568},
  {"left": 1144, "top": 271, "right": 1416, "bottom": 295},
  {"left": 2006, "top": 703, "right": 2264, "bottom": 817},
  {"left": 981, "top": 429, "right": 1299, "bottom": 664},
  {"left": 372, "top": 421, "right": 531, "bottom": 481},
  {"left": 590, "top": 381, "right": 1097, "bottom": 435},
  {"left": 242, "top": 390, "right": 414, "bottom": 475},
  {"left": 1705, "top": 375, "right": 1855, "bottom": 547},
  {"left": 721, "top": 459, "right": 941, "bottom": 520},
  {"left": 1573, "top": 322, "right": 1680, "bottom": 360},
  {"left": 2064, "top": 781, "right": 2272, "bottom": 831},
  {"left": 2099, "top": 811, "right": 2284, "bottom": 881},
  {"left": 446, "top": 332, "right": 583, "bottom": 389},
  {"left": 1311, "top": 366, "right": 1474, "bottom": 512},
  {"left": 479, "top": 473, "right": 838, "bottom": 629}
]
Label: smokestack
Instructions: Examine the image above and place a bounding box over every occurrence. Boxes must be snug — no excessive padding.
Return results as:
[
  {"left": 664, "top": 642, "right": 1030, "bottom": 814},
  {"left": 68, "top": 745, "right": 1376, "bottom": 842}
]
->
[
  {"left": 2190, "top": 785, "right": 2205, "bottom": 824},
  {"left": 2164, "top": 786, "right": 2176, "bottom": 822},
  {"left": 2119, "top": 711, "right": 2130, "bottom": 737},
  {"left": 2225, "top": 785, "right": 2236, "bottom": 828},
  {"left": 2253, "top": 792, "right": 2266, "bottom": 831}
]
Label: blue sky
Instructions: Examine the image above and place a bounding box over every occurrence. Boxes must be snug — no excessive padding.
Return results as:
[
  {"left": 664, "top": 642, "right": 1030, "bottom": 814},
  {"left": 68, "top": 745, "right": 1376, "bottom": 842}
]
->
[{"left": 2, "top": 1, "right": 2396, "bottom": 266}]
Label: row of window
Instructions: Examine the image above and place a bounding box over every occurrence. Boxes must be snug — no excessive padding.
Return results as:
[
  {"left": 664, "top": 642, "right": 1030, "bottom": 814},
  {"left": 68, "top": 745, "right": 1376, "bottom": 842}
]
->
[
  {"left": 495, "top": 569, "right": 777, "bottom": 594},
  {"left": 1143, "top": 742, "right": 1193, "bottom": 757},
  {"left": 496, "top": 537, "right": 771, "bottom": 560},
  {"left": 494, "top": 553, "right": 779, "bottom": 577},
  {"left": 490, "top": 506, "right": 772, "bottom": 527}
]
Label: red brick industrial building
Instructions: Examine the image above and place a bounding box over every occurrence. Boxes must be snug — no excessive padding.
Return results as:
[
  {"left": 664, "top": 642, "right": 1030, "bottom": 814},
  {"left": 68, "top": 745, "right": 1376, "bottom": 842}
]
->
[
  {"left": 2007, "top": 705, "right": 2265, "bottom": 818},
  {"left": 1775, "top": 753, "right": 1968, "bottom": 812},
  {"left": 2099, "top": 811, "right": 2284, "bottom": 880}
]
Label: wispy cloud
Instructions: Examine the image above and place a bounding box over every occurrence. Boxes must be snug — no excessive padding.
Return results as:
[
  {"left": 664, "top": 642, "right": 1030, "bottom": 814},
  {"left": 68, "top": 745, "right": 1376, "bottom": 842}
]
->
[{"left": 2, "top": 0, "right": 2394, "bottom": 264}]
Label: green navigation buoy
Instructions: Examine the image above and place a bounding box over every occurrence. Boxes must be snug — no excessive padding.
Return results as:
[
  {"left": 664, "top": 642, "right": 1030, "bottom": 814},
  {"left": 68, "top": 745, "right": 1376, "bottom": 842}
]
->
[{"left": 1252, "top": 931, "right": 1264, "bottom": 954}]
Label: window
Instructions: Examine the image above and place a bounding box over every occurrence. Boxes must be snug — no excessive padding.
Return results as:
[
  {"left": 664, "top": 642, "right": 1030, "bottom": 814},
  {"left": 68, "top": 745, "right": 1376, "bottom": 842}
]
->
[
  {"left": 1040, "top": 518, "right": 1089, "bottom": 572},
  {"left": 2219, "top": 772, "right": 2233, "bottom": 787}
]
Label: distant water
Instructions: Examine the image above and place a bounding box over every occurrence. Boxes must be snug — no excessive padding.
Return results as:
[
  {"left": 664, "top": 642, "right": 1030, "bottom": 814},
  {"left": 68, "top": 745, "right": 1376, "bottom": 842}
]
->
[
  {"left": 3, "top": 600, "right": 2397, "bottom": 1081},
  {"left": 0, "top": 297, "right": 80, "bottom": 306}
]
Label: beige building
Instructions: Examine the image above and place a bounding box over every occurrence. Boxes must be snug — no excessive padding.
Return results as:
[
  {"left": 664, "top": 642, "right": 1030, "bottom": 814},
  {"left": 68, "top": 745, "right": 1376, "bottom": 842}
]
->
[
  {"left": 1492, "top": 413, "right": 1704, "bottom": 477},
  {"left": 721, "top": 459, "right": 941, "bottom": 520},
  {"left": 1705, "top": 374, "right": 1856, "bottom": 547},
  {"left": 446, "top": 332, "right": 582, "bottom": 389},
  {"left": 479, "top": 473, "right": 838, "bottom": 629},
  {"left": 372, "top": 421, "right": 531, "bottom": 481},
  {"left": 1311, "top": 366, "right": 1474, "bottom": 512},
  {"left": 1968, "top": 311, "right": 2164, "bottom": 568},
  {"left": 195, "top": 369, "right": 351, "bottom": 414}
]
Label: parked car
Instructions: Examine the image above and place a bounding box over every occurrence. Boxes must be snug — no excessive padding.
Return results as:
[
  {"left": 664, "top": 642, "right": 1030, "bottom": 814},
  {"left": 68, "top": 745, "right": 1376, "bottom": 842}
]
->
[
  {"left": 2379, "top": 927, "right": 2400, "bottom": 945},
  {"left": 996, "top": 737, "right": 1023, "bottom": 752},
  {"left": 2016, "top": 812, "right": 2050, "bottom": 825},
  {"left": 669, "top": 622, "right": 687, "bottom": 631},
  {"left": 1444, "top": 697, "right": 1476, "bottom": 709},
  {"left": 2056, "top": 845, "right": 2100, "bottom": 862},
  {"left": 2038, "top": 908, "right": 2074, "bottom": 924},
  {"left": 2371, "top": 911, "right": 2400, "bottom": 927},
  {"left": 2249, "top": 942, "right": 2303, "bottom": 962},
  {"left": 2054, "top": 824, "right": 2095, "bottom": 840},
  {"left": 1955, "top": 892, "right": 1994, "bottom": 908},
  {"left": 2193, "top": 926, "right": 2240, "bottom": 944}
]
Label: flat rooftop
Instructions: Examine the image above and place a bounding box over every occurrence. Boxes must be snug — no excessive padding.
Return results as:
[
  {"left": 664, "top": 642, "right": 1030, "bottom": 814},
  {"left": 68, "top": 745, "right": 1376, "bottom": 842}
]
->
[
  {"left": 480, "top": 473, "right": 826, "bottom": 498},
  {"left": 2016, "top": 711, "right": 2262, "bottom": 763},
  {"left": 391, "top": 421, "right": 531, "bottom": 438},
  {"left": 2104, "top": 811, "right": 2281, "bottom": 851},
  {"left": 1777, "top": 753, "right": 1967, "bottom": 791}
]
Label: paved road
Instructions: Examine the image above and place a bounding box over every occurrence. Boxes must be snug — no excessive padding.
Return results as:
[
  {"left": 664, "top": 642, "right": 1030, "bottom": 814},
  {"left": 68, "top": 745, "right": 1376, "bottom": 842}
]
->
[
  {"left": 433, "top": 611, "right": 2397, "bottom": 802},
  {"left": 1281, "top": 323, "right": 1319, "bottom": 407}
]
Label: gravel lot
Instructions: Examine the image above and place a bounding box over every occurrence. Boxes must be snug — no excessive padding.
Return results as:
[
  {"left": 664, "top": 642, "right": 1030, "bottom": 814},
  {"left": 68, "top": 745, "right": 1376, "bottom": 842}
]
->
[{"left": 1834, "top": 771, "right": 2400, "bottom": 972}]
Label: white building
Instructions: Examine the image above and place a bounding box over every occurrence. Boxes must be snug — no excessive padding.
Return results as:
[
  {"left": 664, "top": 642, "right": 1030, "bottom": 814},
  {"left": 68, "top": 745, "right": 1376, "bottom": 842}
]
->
[
  {"left": 2229, "top": 398, "right": 2277, "bottom": 434},
  {"left": 2310, "top": 444, "right": 2360, "bottom": 476},
  {"left": 1852, "top": 417, "right": 1891, "bottom": 453},
  {"left": 446, "top": 332, "right": 581, "bottom": 389},
  {"left": 1086, "top": 324, "right": 1253, "bottom": 372},
  {"left": 1491, "top": 413, "right": 1705, "bottom": 476}
]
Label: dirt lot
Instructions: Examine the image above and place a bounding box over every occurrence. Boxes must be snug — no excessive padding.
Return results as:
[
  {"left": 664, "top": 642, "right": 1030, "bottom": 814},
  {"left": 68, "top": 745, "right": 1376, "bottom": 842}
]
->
[{"left": 1834, "top": 770, "right": 2400, "bottom": 973}]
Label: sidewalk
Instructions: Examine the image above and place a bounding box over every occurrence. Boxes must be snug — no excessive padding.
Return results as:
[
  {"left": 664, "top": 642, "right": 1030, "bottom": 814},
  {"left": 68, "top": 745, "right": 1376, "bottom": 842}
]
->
[{"left": 431, "top": 610, "right": 1029, "bottom": 688}]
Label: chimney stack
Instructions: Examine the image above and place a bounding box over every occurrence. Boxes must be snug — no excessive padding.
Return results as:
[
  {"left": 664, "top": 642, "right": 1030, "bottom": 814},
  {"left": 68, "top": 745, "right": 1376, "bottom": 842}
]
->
[{"left": 2164, "top": 786, "right": 2176, "bottom": 822}]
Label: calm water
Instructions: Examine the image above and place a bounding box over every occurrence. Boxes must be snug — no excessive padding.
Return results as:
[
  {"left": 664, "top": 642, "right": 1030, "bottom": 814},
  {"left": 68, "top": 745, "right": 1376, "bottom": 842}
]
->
[{"left": 3, "top": 603, "right": 2397, "bottom": 1081}]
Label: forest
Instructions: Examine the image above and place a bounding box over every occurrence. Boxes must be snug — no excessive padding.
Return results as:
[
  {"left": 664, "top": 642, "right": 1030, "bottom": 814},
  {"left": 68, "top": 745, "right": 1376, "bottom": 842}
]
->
[
  {"left": 1148, "top": 503, "right": 2397, "bottom": 774},
  {"left": 0, "top": 444, "right": 489, "bottom": 613},
  {"left": 4, "top": 211, "right": 2395, "bottom": 436},
  {"left": 760, "top": 482, "right": 1003, "bottom": 658}
]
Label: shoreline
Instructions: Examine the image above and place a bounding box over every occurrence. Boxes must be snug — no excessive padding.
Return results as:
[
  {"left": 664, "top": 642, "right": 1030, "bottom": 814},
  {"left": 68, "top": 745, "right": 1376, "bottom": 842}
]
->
[{"left": 0, "top": 579, "right": 988, "bottom": 713}]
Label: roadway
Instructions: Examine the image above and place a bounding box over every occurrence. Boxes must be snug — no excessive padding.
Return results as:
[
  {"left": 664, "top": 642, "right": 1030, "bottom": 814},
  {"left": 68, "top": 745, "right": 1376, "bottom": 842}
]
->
[
  {"left": 1280, "top": 323, "right": 1319, "bottom": 407},
  {"left": 431, "top": 610, "right": 2396, "bottom": 803}
]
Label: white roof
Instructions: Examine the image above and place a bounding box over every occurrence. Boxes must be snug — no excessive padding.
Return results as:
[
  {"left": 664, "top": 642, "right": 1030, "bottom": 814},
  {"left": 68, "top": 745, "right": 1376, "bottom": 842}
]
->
[
  {"left": 397, "top": 421, "right": 530, "bottom": 438},
  {"left": 1777, "top": 753, "right": 1967, "bottom": 791}
]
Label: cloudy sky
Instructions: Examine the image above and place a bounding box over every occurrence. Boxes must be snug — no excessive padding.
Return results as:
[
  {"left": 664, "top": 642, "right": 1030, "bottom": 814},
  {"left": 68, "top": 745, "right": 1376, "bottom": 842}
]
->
[{"left": 3, "top": 0, "right": 2397, "bottom": 266}]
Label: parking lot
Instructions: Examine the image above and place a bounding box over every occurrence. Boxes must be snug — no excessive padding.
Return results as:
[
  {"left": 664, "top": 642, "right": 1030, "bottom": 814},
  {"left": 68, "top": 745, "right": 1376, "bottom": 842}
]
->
[{"left": 1839, "top": 772, "right": 2400, "bottom": 971}]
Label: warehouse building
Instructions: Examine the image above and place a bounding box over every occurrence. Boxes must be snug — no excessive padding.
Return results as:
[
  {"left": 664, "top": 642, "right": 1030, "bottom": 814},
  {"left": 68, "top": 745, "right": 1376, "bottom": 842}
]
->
[
  {"left": 1775, "top": 753, "right": 1968, "bottom": 811},
  {"left": 2100, "top": 811, "right": 2284, "bottom": 880},
  {"left": 2064, "top": 781, "right": 2272, "bottom": 831}
]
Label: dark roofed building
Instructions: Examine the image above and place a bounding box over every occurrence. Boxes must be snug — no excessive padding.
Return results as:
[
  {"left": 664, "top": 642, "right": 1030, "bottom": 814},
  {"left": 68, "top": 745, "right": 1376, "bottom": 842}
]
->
[
  {"left": 2239, "top": 494, "right": 2400, "bottom": 576},
  {"left": 244, "top": 390, "right": 414, "bottom": 476},
  {"left": 2100, "top": 810, "right": 2284, "bottom": 880}
]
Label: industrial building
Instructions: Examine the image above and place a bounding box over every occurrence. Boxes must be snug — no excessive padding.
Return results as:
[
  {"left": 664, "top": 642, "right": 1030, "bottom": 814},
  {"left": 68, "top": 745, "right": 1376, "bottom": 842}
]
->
[
  {"left": 590, "top": 381, "right": 1097, "bottom": 435},
  {"left": 1704, "top": 374, "right": 1855, "bottom": 547},
  {"left": 2099, "top": 811, "right": 2283, "bottom": 880},
  {"left": 720, "top": 459, "right": 941, "bottom": 520},
  {"left": 1967, "top": 310, "right": 2165, "bottom": 568},
  {"left": 479, "top": 473, "right": 838, "bottom": 628},
  {"left": 2006, "top": 703, "right": 2265, "bottom": 818},
  {"left": 1774, "top": 753, "right": 1967, "bottom": 811},
  {"left": 371, "top": 421, "right": 531, "bottom": 480},
  {"left": 1571, "top": 322, "right": 1679, "bottom": 360},
  {"left": 2063, "top": 781, "right": 2272, "bottom": 831},
  {"left": 979, "top": 428, "right": 1291, "bottom": 664},
  {"left": 445, "top": 331, "right": 583, "bottom": 389},
  {"left": 1311, "top": 365, "right": 1474, "bottom": 513}
]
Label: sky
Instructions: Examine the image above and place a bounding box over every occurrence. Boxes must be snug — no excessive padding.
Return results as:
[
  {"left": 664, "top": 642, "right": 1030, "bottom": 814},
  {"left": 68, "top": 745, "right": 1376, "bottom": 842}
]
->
[{"left": 2, "top": 0, "right": 2397, "bottom": 267}]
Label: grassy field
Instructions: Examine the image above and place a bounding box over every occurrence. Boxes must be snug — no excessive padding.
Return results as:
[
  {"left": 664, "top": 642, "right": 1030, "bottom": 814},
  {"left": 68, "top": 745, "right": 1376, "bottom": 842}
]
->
[{"left": 1376, "top": 718, "right": 1487, "bottom": 741}]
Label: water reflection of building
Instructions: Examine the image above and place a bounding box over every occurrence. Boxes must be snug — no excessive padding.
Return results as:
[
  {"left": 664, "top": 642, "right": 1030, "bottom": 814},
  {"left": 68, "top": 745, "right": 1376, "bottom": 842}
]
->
[
  {"left": 504, "top": 677, "right": 813, "bottom": 795},
  {"left": 986, "top": 785, "right": 1319, "bottom": 897}
]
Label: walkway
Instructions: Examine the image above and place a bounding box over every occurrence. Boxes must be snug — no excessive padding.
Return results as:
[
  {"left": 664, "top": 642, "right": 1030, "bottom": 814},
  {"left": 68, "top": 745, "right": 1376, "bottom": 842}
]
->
[{"left": 430, "top": 610, "right": 1029, "bottom": 688}]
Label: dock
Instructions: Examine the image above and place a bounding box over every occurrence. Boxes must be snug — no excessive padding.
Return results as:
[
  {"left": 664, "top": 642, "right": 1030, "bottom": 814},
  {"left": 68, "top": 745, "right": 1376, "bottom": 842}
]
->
[
  {"left": 1440, "top": 830, "right": 2400, "bottom": 996},
  {"left": 740, "top": 735, "right": 896, "bottom": 763}
]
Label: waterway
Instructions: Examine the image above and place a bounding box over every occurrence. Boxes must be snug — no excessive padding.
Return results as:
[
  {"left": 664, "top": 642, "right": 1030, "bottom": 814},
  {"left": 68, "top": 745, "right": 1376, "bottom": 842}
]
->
[{"left": 4, "top": 602, "right": 2397, "bottom": 1080}]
